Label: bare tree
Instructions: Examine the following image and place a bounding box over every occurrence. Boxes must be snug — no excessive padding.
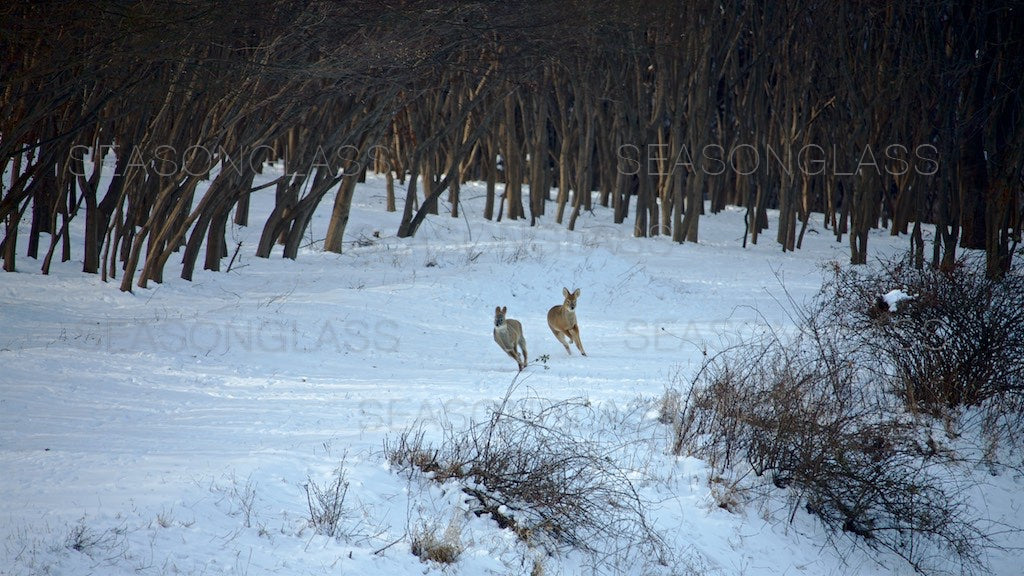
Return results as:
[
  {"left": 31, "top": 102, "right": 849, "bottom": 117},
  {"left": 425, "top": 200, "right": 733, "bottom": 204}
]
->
[{"left": 3, "top": 0, "right": 1021, "bottom": 287}]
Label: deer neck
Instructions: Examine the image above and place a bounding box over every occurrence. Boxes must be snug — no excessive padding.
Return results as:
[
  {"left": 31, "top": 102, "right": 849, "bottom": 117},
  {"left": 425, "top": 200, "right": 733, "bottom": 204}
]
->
[
  {"left": 561, "top": 306, "right": 576, "bottom": 323},
  {"left": 494, "top": 323, "right": 514, "bottom": 346}
]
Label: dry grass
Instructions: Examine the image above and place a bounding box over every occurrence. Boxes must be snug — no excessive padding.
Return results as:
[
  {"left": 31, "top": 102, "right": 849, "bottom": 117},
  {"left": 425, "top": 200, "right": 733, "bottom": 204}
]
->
[{"left": 411, "top": 516, "right": 462, "bottom": 565}]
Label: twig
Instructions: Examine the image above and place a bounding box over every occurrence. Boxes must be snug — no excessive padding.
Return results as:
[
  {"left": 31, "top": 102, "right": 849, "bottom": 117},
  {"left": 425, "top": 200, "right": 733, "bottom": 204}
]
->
[
  {"left": 226, "top": 241, "right": 243, "bottom": 273},
  {"left": 372, "top": 534, "right": 406, "bottom": 556}
]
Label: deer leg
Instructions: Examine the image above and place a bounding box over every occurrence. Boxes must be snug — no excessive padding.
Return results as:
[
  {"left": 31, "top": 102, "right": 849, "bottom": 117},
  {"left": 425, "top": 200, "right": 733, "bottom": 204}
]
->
[
  {"left": 570, "top": 327, "right": 587, "bottom": 356},
  {"left": 552, "top": 329, "right": 572, "bottom": 354},
  {"left": 505, "top": 348, "right": 522, "bottom": 368}
]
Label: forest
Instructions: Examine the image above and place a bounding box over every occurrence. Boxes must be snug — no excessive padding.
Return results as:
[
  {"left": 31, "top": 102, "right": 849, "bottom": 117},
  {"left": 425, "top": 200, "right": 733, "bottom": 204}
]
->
[{"left": 2, "top": 0, "right": 1022, "bottom": 291}]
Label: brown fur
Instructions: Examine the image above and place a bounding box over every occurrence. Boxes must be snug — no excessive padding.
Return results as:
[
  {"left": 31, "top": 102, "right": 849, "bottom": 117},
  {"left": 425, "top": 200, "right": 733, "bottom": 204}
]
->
[
  {"left": 547, "top": 287, "right": 586, "bottom": 356},
  {"left": 493, "top": 306, "right": 528, "bottom": 370}
]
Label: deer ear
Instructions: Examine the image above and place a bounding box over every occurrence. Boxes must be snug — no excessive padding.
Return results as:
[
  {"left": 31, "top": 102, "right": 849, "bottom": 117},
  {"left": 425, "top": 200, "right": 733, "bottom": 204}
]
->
[
  {"left": 495, "top": 306, "right": 500, "bottom": 314},
  {"left": 573, "top": 288, "right": 581, "bottom": 297},
  {"left": 563, "top": 287, "right": 570, "bottom": 297},
  {"left": 502, "top": 306, "right": 508, "bottom": 313}
]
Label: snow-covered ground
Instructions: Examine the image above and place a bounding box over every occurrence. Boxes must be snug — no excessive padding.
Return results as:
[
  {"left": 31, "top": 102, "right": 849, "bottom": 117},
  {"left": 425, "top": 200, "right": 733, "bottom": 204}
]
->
[{"left": 2, "top": 163, "right": 1020, "bottom": 575}]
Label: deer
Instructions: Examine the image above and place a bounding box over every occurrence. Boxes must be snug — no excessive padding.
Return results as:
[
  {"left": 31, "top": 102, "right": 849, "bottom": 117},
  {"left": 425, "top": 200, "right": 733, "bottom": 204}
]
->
[
  {"left": 493, "top": 306, "right": 528, "bottom": 370},
  {"left": 547, "top": 287, "right": 587, "bottom": 356}
]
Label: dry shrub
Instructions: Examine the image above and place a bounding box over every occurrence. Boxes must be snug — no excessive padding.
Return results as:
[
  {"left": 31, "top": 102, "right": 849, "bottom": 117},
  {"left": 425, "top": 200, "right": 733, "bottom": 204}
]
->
[
  {"left": 819, "top": 254, "right": 1024, "bottom": 418},
  {"left": 386, "top": 388, "right": 667, "bottom": 571},
  {"left": 656, "top": 388, "right": 682, "bottom": 426},
  {"left": 63, "top": 518, "right": 128, "bottom": 562},
  {"left": 305, "top": 465, "right": 350, "bottom": 538},
  {"left": 812, "top": 253, "right": 1024, "bottom": 468},
  {"left": 672, "top": 279, "right": 1000, "bottom": 576},
  {"left": 706, "top": 474, "right": 746, "bottom": 514}
]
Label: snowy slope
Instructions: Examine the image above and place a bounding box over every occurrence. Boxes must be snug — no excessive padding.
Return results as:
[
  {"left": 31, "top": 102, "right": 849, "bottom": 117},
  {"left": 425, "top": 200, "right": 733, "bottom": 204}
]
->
[{"left": 2, "top": 164, "right": 1020, "bottom": 576}]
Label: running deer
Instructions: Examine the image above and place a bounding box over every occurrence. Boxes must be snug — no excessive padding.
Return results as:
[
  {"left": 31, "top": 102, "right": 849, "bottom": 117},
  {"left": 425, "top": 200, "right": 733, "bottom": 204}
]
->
[
  {"left": 493, "top": 306, "right": 528, "bottom": 370},
  {"left": 547, "top": 287, "right": 587, "bottom": 356}
]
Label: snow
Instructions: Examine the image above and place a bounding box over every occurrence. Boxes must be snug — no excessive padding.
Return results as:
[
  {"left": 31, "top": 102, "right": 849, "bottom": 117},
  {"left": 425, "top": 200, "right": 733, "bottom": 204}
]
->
[
  {"left": 881, "top": 288, "right": 915, "bottom": 311},
  {"left": 2, "top": 162, "right": 1021, "bottom": 576}
]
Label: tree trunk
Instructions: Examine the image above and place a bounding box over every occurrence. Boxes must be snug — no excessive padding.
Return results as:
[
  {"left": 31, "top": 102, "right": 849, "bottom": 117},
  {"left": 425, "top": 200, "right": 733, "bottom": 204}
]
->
[{"left": 324, "top": 174, "right": 359, "bottom": 253}]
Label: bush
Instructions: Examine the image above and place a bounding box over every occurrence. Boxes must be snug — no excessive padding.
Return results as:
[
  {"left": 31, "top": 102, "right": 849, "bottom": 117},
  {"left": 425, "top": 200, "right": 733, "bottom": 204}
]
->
[
  {"left": 669, "top": 258, "right": 1013, "bottom": 575},
  {"left": 820, "top": 254, "right": 1024, "bottom": 411},
  {"left": 386, "top": 388, "right": 667, "bottom": 570},
  {"left": 305, "top": 465, "right": 350, "bottom": 538},
  {"left": 818, "top": 254, "right": 1024, "bottom": 455}
]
